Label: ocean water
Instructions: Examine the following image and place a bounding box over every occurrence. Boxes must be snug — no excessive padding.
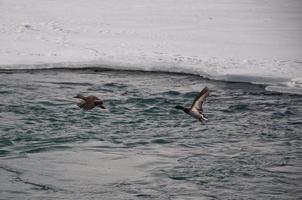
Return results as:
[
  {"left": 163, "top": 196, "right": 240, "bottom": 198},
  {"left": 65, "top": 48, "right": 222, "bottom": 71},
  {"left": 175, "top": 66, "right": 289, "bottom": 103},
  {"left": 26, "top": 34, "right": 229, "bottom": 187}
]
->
[{"left": 0, "top": 68, "right": 301, "bottom": 200}]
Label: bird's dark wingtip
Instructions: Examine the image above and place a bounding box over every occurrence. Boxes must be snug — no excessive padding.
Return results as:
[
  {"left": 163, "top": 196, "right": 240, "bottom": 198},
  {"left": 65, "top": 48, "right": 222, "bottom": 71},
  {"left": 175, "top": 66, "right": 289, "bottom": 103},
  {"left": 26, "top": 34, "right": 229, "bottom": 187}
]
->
[{"left": 74, "top": 94, "right": 81, "bottom": 98}]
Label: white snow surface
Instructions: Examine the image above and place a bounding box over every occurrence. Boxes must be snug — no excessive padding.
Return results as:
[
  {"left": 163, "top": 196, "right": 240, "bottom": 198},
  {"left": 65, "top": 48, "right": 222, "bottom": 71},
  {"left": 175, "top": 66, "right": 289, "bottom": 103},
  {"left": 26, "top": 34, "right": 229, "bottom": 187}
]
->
[{"left": 1, "top": 0, "right": 302, "bottom": 93}]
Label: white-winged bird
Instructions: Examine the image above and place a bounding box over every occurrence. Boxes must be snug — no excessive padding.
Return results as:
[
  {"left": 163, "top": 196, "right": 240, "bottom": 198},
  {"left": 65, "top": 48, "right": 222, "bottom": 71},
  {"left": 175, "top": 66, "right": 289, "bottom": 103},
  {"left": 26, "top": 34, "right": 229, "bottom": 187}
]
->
[{"left": 175, "top": 86, "right": 209, "bottom": 122}]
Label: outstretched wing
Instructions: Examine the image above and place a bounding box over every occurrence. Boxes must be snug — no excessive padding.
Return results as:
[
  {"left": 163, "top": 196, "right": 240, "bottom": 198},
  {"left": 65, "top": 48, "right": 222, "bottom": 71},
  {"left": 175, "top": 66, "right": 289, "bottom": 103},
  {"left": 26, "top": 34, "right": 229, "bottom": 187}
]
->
[
  {"left": 86, "top": 95, "right": 100, "bottom": 101},
  {"left": 190, "top": 87, "right": 209, "bottom": 112},
  {"left": 78, "top": 100, "right": 95, "bottom": 110},
  {"left": 74, "top": 94, "right": 86, "bottom": 100}
]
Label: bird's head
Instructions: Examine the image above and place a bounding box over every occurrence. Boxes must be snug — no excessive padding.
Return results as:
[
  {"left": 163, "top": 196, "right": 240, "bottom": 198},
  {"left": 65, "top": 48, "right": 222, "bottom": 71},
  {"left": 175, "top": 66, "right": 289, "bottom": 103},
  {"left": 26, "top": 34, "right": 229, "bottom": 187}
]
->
[
  {"left": 97, "top": 104, "right": 107, "bottom": 109},
  {"left": 94, "top": 100, "right": 107, "bottom": 110},
  {"left": 97, "top": 104, "right": 109, "bottom": 112},
  {"left": 175, "top": 105, "right": 190, "bottom": 114}
]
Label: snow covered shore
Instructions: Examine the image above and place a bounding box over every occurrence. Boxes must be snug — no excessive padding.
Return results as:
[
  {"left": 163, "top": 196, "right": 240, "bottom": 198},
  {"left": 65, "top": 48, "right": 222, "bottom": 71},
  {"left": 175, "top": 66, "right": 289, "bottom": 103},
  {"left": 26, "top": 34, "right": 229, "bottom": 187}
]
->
[{"left": 1, "top": 0, "right": 302, "bottom": 92}]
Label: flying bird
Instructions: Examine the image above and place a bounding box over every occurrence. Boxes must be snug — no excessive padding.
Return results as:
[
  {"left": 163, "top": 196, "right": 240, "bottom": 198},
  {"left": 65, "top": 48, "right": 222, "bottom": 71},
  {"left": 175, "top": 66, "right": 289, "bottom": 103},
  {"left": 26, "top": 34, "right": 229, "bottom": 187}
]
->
[
  {"left": 74, "top": 94, "right": 106, "bottom": 110},
  {"left": 175, "top": 86, "right": 209, "bottom": 122}
]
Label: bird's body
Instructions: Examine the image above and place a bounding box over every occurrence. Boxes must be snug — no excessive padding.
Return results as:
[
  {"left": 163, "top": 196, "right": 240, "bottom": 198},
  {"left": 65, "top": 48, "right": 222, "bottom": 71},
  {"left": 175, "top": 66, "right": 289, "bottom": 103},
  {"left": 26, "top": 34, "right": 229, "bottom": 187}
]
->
[
  {"left": 74, "top": 94, "right": 106, "bottom": 110},
  {"left": 175, "top": 86, "right": 209, "bottom": 122}
]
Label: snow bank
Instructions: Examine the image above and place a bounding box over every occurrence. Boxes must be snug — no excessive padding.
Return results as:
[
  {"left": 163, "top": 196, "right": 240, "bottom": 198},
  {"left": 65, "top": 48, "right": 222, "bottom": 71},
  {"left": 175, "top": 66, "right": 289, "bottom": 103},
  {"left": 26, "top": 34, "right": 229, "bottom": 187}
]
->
[{"left": 1, "top": 0, "right": 302, "bottom": 93}]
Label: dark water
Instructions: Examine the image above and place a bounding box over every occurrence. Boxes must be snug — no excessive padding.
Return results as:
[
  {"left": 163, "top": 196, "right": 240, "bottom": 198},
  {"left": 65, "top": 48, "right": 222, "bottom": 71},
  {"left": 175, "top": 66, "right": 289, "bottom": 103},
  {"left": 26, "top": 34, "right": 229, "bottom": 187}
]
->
[{"left": 0, "top": 69, "right": 301, "bottom": 200}]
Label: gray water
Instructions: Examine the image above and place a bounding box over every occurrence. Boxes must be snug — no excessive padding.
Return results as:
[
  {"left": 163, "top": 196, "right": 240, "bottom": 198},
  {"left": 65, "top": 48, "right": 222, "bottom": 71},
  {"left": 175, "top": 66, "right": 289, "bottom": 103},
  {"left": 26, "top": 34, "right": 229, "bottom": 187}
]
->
[{"left": 0, "top": 69, "right": 301, "bottom": 200}]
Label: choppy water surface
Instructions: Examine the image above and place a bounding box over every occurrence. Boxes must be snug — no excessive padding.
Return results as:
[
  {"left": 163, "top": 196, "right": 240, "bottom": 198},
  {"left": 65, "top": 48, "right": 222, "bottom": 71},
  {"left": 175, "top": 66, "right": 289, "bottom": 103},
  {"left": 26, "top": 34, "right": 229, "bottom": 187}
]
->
[{"left": 0, "top": 69, "right": 301, "bottom": 200}]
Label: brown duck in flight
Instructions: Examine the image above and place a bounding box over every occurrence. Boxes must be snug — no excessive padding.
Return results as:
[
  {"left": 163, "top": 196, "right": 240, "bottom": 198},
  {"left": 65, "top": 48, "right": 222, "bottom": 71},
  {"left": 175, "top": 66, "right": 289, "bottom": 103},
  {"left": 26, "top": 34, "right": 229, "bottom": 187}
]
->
[
  {"left": 74, "top": 94, "right": 106, "bottom": 110},
  {"left": 175, "top": 86, "right": 209, "bottom": 122}
]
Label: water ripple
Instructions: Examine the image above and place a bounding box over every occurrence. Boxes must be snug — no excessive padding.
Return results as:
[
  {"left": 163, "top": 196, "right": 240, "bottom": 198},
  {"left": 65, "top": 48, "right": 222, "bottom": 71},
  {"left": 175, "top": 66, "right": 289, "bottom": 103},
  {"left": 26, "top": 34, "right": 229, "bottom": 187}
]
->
[{"left": 0, "top": 70, "right": 301, "bottom": 200}]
